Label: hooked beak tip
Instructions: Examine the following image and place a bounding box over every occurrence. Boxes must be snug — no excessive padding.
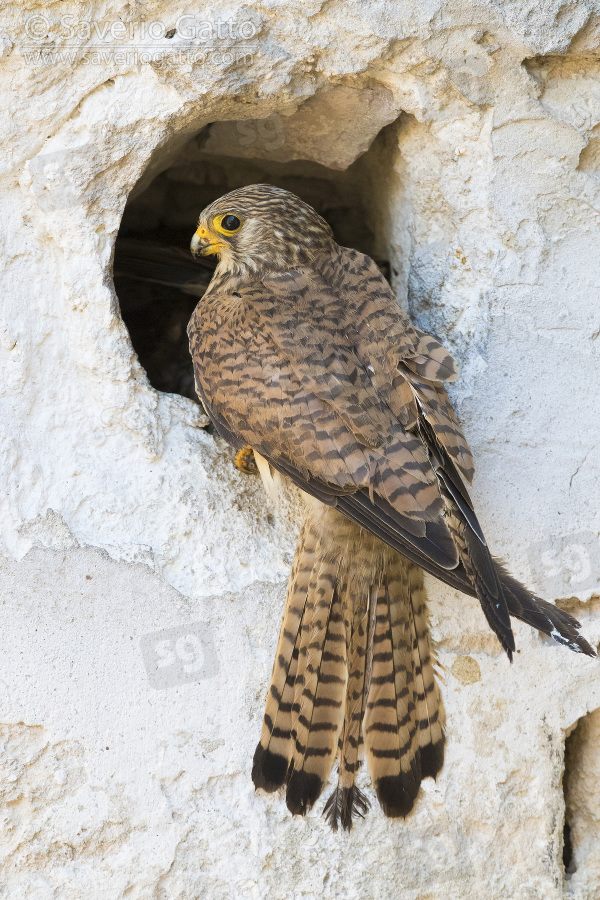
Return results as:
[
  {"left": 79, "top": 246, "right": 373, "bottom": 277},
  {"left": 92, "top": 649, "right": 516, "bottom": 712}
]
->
[
  {"left": 190, "top": 232, "right": 205, "bottom": 257},
  {"left": 191, "top": 227, "right": 224, "bottom": 258}
]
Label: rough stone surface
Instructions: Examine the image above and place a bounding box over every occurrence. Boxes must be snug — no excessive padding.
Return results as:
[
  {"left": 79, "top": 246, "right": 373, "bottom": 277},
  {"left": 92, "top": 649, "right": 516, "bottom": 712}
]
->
[{"left": 2, "top": 2, "right": 600, "bottom": 897}]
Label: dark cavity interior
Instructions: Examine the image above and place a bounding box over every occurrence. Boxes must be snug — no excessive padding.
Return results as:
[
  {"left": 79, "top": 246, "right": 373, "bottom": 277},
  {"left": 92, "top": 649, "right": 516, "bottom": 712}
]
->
[{"left": 113, "top": 119, "right": 391, "bottom": 403}]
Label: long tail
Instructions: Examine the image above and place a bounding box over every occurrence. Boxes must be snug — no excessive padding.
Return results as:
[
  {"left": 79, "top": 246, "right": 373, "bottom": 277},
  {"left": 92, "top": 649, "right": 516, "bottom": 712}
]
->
[
  {"left": 253, "top": 501, "right": 446, "bottom": 829},
  {"left": 252, "top": 494, "right": 593, "bottom": 829}
]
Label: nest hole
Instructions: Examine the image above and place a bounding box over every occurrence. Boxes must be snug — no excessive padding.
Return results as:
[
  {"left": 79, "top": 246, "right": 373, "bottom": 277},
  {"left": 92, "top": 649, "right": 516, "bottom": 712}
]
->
[{"left": 113, "top": 118, "right": 394, "bottom": 403}]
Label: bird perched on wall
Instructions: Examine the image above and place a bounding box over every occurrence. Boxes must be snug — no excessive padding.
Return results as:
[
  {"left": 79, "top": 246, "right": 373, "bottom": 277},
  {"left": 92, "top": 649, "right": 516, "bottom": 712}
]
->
[{"left": 186, "top": 184, "right": 595, "bottom": 831}]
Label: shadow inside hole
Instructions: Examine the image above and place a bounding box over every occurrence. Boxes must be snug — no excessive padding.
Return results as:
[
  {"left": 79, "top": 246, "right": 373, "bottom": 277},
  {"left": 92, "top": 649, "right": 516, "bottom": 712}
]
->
[
  {"left": 113, "top": 121, "right": 391, "bottom": 403},
  {"left": 563, "top": 720, "right": 579, "bottom": 878},
  {"left": 563, "top": 819, "right": 574, "bottom": 875},
  {"left": 562, "top": 706, "right": 600, "bottom": 883},
  {"left": 114, "top": 231, "right": 215, "bottom": 402}
]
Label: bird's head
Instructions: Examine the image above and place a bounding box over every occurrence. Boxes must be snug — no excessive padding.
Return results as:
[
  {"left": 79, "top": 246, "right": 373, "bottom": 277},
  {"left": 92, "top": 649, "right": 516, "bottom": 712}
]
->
[{"left": 190, "top": 184, "right": 335, "bottom": 275}]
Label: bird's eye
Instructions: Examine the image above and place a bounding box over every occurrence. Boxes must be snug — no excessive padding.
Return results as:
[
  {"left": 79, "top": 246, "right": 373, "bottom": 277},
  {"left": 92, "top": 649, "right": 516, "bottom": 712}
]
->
[{"left": 214, "top": 213, "right": 243, "bottom": 235}]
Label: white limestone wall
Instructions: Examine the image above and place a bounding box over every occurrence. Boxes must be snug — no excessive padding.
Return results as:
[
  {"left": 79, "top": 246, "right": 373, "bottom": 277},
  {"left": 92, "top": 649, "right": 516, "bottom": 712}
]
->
[{"left": 1, "top": 2, "right": 600, "bottom": 897}]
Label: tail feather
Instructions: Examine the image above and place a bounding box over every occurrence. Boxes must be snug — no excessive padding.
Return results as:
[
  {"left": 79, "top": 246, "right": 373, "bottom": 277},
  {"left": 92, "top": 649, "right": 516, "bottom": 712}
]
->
[
  {"left": 252, "top": 498, "right": 593, "bottom": 833},
  {"left": 323, "top": 782, "right": 369, "bottom": 831},
  {"left": 284, "top": 514, "right": 351, "bottom": 816},
  {"left": 365, "top": 559, "right": 422, "bottom": 818},
  {"left": 286, "top": 569, "right": 347, "bottom": 815},
  {"left": 324, "top": 568, "right": 372, "bottom": 831},
  {"left": 251, "top": 638, "right": 300, "bottom": 792},
  {"left": 407, "top": 564, "right": 445, "bottom": 778},
  {"left": 252, "top": 517, "right": 317, "bottom": 792},
  {"left": 363, "top": 555, "right": 446, "bottom": 819}
]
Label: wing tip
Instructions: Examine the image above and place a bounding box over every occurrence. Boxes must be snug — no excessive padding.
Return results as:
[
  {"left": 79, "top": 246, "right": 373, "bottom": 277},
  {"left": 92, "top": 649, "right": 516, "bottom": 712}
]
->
[
  {"left": 495, "top": 563, "right": 596, "bottom": 659},
  {"left": 549, "top": 629, "right": 596, "bottom": 658}
]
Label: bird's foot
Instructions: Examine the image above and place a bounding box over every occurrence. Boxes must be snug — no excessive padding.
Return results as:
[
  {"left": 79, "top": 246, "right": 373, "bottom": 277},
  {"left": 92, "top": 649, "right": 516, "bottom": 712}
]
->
[{"left": 234, "top": 446, "right": 258, "bottom": 475}]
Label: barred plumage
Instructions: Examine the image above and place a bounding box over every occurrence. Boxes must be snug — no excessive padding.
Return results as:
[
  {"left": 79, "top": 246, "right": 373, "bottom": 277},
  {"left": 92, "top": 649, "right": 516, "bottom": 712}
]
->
[
  {"left": 184, "top": 183, "right": 595, "bottom": 830},
  {"left": 253, "top": 499, "right": 445, "bottom": 829}
]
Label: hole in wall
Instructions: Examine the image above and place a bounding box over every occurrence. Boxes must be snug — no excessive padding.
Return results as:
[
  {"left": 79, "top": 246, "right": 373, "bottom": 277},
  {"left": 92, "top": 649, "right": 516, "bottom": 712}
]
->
[
  {"left": 112, "top": 117, "right": 396, "bottom": 405},
  {"left": 562, "top": 706, "right": 600, "bottom": 884}
]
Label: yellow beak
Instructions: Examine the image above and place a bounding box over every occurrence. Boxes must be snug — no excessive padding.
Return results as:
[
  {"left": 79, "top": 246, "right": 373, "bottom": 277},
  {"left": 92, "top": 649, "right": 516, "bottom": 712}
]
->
[{"left": 191, "top": 226, "right": 225, "bottom": 258}]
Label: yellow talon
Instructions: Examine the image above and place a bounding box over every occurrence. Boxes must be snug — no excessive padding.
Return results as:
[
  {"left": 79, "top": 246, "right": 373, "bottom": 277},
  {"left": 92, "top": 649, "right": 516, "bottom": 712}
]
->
[{"left": 234, "top": 446, "right": 258, "bottom": 475}]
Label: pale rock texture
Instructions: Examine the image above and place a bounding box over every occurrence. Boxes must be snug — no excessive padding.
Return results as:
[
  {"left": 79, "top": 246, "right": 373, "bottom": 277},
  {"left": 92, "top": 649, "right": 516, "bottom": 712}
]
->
[{"left": 1, "top": 1, "right": 600, "bottom": 897}]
